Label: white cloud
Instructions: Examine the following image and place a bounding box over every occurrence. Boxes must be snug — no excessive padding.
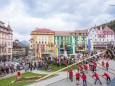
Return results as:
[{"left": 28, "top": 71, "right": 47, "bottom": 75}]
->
[
  {"left": 0, "top": 0, "right": 115, "bottom": 41},
  {"left": 91, "top": 14, "right": 113, "bottom": 26}
]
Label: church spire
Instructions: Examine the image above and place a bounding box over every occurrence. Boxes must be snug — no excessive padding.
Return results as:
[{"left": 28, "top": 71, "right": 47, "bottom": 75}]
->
[{"left": 7, "top": 21, "right": 12, "bottom": 31}]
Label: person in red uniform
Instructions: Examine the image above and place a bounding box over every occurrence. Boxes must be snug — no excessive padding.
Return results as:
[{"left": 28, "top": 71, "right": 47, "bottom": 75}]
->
[
  {"left": 92, "top": 61, "right": 97, "bottom": 71},
  {"left": 102, "top": 61, "right": 105, "bottom": 69},
  {"left": 81, "top": 73, "right": 87, "bottom": 86},
  {"left": 76, "top": 72, "right": 81, "bottom": 85},
  {"left": 97, "top": 55, "right": 100, "bottom": 59},
  {"left": 79, "top": 65, "right": 83, "bottom": 74},
  {"left": 68, "top": 69, "right": 73, "bottom": 82},
  {"left": 17, "top": 70, "right": 21, "bottom": 78},
  {"left": 92, "top": 72, "right": 102, "bottom": 85},
  {"left": 106, "top": 61, "right": 109, "bottom": 71},
  {"left": 102, "top": 72, "right": 111, "bottom": 84},
  {"left": 83, "top": 64, "right": 88, "bottom": 73},
  {"left": 90, "top": 63, "right": 95, "bottom": 73}
]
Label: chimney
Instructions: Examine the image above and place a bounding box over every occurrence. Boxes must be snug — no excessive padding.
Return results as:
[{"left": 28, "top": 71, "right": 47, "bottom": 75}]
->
[{"left": 100, "top": 26, "right": 102, "bottom": 30}]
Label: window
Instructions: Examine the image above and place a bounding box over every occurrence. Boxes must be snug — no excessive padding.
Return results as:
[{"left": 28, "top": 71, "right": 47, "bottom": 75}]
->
[
  {"left": 8, "top": 48, "right": 11, "bottom": 53},
  {"left": 82, "top": 37, "right": 85, "bottom": 41},
  {"left": 2, "top": 41, "right": 4, "bottom": 45},
  {"left": 75, "top": 36, "right": 78, "bottom": 41},
  {"left": 8, "top": 42, "right": 10, "bottom": 45}
]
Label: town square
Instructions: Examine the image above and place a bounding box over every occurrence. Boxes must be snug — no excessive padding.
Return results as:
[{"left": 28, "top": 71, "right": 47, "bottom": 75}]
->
[{"left": 0, "top": 0, "right": 115, "bottom": 86}]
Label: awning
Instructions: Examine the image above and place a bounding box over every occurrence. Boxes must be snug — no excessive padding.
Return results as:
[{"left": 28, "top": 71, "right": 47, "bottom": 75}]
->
[{"left": 94, "top": 45, "right": 107, "bottom": 48}]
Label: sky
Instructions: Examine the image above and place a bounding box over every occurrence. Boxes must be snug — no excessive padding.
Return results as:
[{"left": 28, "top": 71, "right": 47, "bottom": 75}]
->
[{"left": 0, "top": 0, "right": 115, "bottom": 41}]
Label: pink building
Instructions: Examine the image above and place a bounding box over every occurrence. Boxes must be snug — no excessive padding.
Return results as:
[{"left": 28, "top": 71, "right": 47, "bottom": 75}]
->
[{"left": 0, "top": 21, "right": 13, "bottom": 61}]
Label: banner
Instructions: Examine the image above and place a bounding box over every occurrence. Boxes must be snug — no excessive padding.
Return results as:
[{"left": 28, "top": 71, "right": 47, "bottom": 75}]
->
[
  {"left": 91, "top": 39, "right": 94, "bottom": 51},
  {"left": 58, "top": 40, "right": 60, "bottom": 57},
  {"left": 88, "top": 39, "right": 91, "bottom": 52},
  {"left": 72, "top": 36, "right": 75, "bottom": 54}
]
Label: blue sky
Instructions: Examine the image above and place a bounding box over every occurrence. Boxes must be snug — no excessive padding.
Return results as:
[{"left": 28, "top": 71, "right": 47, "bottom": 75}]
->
[{"left": 0, "top": 0, "right": 115, "bottom": 41}]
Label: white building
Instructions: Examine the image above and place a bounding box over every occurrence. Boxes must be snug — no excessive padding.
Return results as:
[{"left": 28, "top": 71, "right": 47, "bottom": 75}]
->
[
  {"left": 88, "top": 26, "right": 98, "bottom": 42},
  {"left": 88, "top": 26, "right": 115, "bottom": 49},
  {"left": 0, "top": 21, "right": 13, "bottom": 61}
]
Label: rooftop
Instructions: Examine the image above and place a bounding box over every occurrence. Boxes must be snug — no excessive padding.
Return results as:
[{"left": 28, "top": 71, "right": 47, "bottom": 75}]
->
[
  {"left": 55, "top": 31, "right": 71, "bottom": 36},
  {"left": 32, "top": 28, "right": 54, "bottom": 33},
  {"left": 74, "top": 29, "right": 88, "bottom": 33}
]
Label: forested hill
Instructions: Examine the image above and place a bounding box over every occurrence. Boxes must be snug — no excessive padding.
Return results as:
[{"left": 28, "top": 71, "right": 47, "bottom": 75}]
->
[{"left": 98, "top": 19, "right": 115, "bottom": 32}]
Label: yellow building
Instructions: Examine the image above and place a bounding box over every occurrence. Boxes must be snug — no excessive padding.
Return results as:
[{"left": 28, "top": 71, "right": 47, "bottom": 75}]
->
[{"left": 30, "top": 28, "right": 55, "bottom": 58}]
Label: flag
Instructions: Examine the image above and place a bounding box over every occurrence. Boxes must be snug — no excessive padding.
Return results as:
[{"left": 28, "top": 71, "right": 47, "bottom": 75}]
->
[
  {"left": 56, "top": 48, "right": 58, "bottom": 57},
  {"left": 72, "top": 36, "right": 75, "bottom": 54},
  {"left": 91, "top": 39, "right": 94, "bottom": 51},
  {"left": 58, "top": 40, "right": 60, "bottom": 57},
  {"left": 54, "top": 39, "right": 58, "bottom": 57},
  {"left": 88, "top": 39, "right": 91, "bottom": 52}
]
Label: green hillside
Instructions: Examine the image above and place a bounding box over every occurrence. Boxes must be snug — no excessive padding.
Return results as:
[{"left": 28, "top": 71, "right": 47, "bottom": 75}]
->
[{"left": 98, "top": 19, "right": 115, "bottom": 32}]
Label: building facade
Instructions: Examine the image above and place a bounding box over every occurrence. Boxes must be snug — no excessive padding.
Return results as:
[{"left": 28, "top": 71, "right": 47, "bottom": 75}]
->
[
  {"left": 54, "top": 31, "right": 73, "bottom": 55},
  {"left": 13, "top": 41, "right": 23, "bottom": 59},
  {"left": 0, "top": 21, "right": 13, "bottom": 61},
  {"left": 13, "top": 40, "right": 29, "bottom": 60},
  {"left": 71, "top": 30, "right": 88, "bottom": 52},
  {"left": 30, "top": 28, "right": 55, "bottom": 58},
  {"left": 88, "top": 26, "right": 115, "bottom": 49},
  {"left": 30, "top": 26, "right": 114, "bottom": 58}
]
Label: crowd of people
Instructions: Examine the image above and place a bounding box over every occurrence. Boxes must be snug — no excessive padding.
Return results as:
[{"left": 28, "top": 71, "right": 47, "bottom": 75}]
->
[
  {"left": 0, "top": 49, "right": 114, "bottom": 86},
  {"left": 0, "top": 50, "right": 97, "bottom": 77}
]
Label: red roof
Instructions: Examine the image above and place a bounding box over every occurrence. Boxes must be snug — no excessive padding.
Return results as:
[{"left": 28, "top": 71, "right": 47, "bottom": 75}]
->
[
  {"left": 32, "top": 28, "right": 54, "bottom": 33},
  {"left": 96, "top": 29, "right": 104, "bottom": 35},
  {"left": 30, "top": 38, "right": 34, "bottom": 40},
  {"left": 103, "top": 26, "right": 113, "bottom": 31},
  {"left": 74, "top": 29, "right": 88, "bottom": 33},
  {"left": 13, "top": 42, "right": 21, "bottom": 49},
  {"left": 103, "top": 26, "right": 115, "bottom": 35},
  {"left": 55, "top": 31, "right": 71, "bottom": 36}
]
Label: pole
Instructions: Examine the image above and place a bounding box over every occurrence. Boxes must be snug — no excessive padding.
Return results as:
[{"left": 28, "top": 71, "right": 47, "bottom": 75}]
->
[
  {"left": 67, "top": 66, "right": 68, "bottom": 81},
  {"left": 58, "top": 40, "right": 60, "bottom": 57}
]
